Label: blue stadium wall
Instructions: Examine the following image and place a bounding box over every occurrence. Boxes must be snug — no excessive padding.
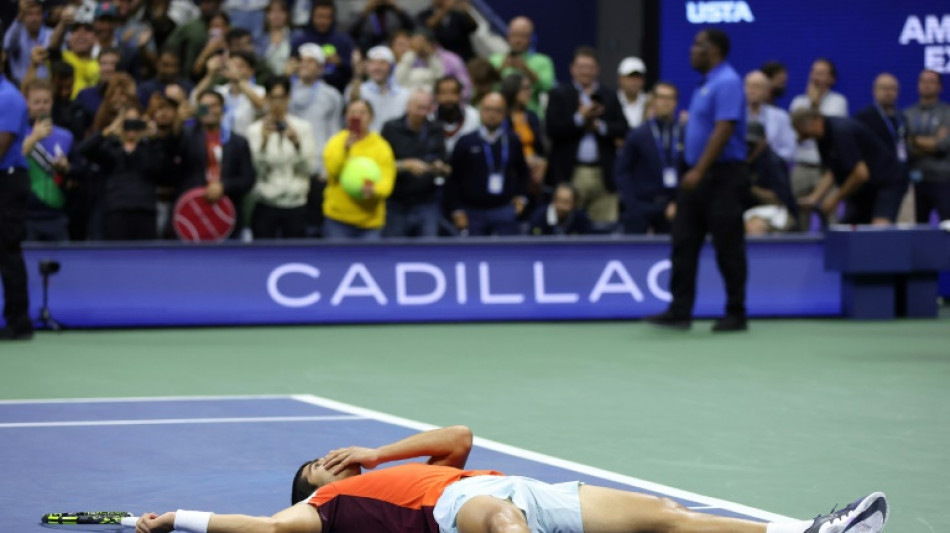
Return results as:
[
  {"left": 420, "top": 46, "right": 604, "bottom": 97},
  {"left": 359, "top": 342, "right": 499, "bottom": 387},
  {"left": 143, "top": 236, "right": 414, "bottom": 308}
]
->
[{"left": 25, "top": 237, "right": 843, "bottom": 328}]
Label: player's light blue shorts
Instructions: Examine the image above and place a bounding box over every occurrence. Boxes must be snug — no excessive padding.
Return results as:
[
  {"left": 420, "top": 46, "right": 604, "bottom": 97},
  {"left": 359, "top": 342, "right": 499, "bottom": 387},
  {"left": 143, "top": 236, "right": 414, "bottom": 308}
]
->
[{"left": 433, "top": 475, "right": 583, "bottom": 533}]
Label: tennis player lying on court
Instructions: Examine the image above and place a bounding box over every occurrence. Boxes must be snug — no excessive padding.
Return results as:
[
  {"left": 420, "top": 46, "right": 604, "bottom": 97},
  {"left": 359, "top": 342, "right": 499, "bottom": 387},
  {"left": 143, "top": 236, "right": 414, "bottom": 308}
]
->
[{"left": 135, "top": 426, "right": 888, "bottom": 533}]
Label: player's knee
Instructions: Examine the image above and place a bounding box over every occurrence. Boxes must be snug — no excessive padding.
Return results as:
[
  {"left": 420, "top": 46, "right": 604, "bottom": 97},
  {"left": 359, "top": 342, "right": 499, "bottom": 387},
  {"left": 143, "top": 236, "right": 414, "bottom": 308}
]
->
[
  {"left": 484, "top": 506, "right": 529, "bottom": 533},
  {"left": 659, "top": 497, "right": 687, "bottom": 512},
  {"left": 653, "top": 497, "right": 694, "bottom": 533}
]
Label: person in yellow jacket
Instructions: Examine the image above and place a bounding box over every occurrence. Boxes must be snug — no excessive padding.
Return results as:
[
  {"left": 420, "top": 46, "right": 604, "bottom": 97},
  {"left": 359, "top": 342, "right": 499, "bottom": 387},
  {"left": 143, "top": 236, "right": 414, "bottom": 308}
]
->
[{"left": 323, "top": 99, "right": 397, "bottom": 239}]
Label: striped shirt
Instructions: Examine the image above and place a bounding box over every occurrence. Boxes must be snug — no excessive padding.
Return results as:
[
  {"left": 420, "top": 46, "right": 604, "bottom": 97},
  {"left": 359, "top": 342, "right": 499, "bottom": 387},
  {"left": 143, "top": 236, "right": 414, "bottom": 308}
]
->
[{"left": 308, "top": 463, "right": 504, "bottom": 533}]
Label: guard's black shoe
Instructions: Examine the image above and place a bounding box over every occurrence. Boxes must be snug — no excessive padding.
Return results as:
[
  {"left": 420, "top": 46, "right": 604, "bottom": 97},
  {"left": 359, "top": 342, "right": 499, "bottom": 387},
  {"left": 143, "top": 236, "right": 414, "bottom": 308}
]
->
[
  {"left": 644, "top": 311, "right": 692, "bottom": 330},
  {"left": 0, "top": 325, "right": 34, "bottom": 341},
  {"left": 711, "top": 315, "right": 748, "bottom": 332}
]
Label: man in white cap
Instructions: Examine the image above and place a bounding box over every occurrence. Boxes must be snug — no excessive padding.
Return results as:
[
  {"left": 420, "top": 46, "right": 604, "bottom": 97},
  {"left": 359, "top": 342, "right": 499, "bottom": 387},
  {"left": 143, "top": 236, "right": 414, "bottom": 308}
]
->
[
  {"left": 289, "top": 43, "right": 343, "bottom": 180},
  {"left": 617, "top": 56, "right": 648, "bottom": 128},
  {"left": 346, "top": 45, "right": 409, "bottom": 132}
]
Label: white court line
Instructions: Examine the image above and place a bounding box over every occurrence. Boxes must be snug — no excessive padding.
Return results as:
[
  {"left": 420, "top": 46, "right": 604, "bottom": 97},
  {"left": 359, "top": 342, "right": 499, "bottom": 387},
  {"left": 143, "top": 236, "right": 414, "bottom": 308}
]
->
[
  {"left": 291, "top": 393, "right": 792, "bottom": 522},
  {"left": 0, "top": 415, "right": 365, "bottom": 429},
  {"left": 0, "top": 394, "right": 293, "bottom": 405}
]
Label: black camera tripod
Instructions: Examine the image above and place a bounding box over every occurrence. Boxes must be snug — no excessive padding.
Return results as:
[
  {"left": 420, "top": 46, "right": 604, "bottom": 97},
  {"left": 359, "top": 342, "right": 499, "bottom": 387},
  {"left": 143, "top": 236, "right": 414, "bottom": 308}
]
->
[{"left": 37, "top": 260, "right": 64, "bottom": 331}]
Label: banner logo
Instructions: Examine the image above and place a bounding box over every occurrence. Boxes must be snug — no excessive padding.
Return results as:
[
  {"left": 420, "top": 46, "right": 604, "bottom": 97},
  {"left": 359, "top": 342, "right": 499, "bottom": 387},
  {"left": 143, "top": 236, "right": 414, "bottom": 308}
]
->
[
  {"left": 686, "top": 2, "right": 755, "bottom": 24},
  {"left": 899, "top": 14, "right": 950, "bottom": 73}
]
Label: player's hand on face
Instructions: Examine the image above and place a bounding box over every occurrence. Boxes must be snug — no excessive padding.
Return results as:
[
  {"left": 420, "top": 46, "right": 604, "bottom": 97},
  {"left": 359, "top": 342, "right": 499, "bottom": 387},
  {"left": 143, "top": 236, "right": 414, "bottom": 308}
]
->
[
  {"left": 321, "top": 446, "right": 380, "bottom": 474},
  {"left": 136, "top": 512, "right": 174, "bottom": 533}
]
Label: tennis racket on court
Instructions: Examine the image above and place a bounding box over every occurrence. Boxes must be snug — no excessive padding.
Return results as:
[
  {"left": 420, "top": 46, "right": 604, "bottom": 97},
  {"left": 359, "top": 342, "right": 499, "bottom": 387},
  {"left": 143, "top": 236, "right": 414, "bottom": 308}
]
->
[{"left": 41, "top": 511, "right": 138, "bottom": 530}]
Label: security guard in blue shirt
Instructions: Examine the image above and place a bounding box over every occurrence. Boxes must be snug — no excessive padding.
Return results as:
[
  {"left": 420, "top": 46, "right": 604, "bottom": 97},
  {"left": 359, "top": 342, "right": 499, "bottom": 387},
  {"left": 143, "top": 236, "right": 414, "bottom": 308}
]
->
[
  {"left": 646, "top": 29, "right": 751, "bottom": 333},
  {"left": 0, "top": 47, "right": 34, "bottom": 340}
]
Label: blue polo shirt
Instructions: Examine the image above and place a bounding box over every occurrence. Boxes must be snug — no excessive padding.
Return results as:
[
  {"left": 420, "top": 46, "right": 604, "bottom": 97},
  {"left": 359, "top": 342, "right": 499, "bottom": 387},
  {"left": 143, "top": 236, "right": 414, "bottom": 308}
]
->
[
  {"left": 0, "top": 75, "right": 30, "bottom": 170},
  {"left": 684, "top": 61, "right": 746, "bottom": 166}
]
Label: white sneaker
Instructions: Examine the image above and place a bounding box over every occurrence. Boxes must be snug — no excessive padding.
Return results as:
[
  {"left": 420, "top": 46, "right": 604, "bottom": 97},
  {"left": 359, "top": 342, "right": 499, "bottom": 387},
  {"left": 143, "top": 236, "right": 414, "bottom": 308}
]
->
[{"left": 804, "top": 492, "right": 888, "bottom": 533}]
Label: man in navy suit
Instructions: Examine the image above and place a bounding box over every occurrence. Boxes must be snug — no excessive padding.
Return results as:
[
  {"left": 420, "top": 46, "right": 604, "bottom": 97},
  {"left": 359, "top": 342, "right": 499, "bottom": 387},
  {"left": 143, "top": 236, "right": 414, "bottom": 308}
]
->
[
  {"left": 615, "top": 82, "right": 683, "bottom": 234},
  {"left": 545, "top": 47, "right": 628, "bottom": 224},
  {"left": 174, "top": 90, "right": 255, "bottom": 236},
  {"left": 854, "top": 73, "right": 909, "bottom": 217}
]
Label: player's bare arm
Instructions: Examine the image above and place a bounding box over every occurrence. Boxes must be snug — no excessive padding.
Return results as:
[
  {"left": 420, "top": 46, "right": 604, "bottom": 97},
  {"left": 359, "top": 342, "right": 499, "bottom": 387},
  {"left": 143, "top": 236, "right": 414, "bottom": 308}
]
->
[{"left": 322, "top": 425, "right": 473, "bottom": 475}]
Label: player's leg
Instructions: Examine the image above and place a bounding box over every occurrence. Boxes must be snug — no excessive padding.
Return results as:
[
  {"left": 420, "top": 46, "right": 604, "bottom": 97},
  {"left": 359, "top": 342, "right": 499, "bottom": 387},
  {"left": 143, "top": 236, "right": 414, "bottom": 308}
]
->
[
  {"left": 578, "top": 484, "right": 764, "bottom": 533},
  {"left": 455, "top": 495, "right": 531, "bottom": 533},
  {"left": 579, "top": 485, "right": 887, "bottom": 533}
]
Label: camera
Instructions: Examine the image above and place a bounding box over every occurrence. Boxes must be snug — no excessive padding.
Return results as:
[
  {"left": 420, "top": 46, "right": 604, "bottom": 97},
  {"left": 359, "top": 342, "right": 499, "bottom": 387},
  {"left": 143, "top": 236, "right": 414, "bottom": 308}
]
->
[{"left": 39, "top": 260, "right": 61, "bottom": 275}]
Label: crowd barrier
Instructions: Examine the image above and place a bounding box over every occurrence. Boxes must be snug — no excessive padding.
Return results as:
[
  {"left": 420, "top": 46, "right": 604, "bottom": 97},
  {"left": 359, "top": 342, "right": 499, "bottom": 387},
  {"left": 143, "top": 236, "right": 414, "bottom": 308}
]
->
[{"left": 20, "top": 236, "right": 856, "bottom": 328}]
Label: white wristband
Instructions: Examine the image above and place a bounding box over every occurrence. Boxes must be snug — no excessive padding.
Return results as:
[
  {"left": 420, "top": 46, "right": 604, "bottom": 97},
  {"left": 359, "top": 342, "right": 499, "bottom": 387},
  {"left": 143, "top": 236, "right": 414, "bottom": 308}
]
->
[{"left": 174, "top": 510, "right": 213, "bottom": 533}]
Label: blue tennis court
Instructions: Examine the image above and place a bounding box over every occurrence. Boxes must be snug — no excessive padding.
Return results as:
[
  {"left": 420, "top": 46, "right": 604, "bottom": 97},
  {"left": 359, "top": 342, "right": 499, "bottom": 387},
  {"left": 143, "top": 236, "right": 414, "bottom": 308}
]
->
[{"left": 0, "top": 395, "right": 789, "bottom": 530}]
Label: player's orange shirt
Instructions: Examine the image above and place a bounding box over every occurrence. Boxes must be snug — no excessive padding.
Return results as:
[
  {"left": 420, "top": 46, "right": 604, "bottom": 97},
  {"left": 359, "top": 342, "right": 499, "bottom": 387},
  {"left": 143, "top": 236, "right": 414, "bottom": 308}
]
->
[{"left": 307, "top": 463, "right": 504, "bottom": 533}]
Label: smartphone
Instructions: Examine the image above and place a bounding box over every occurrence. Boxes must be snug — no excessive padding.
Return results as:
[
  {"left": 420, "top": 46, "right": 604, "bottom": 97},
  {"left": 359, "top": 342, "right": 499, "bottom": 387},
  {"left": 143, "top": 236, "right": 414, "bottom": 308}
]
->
[
  {"left": 348, "top": 117, "right": 360, "bottom": 134},
  {"left": 590, "top": 93, "right": 603, "bottom": 105},
  {"left": 123, "top": 119, "right": 148, "bottom": 131}
]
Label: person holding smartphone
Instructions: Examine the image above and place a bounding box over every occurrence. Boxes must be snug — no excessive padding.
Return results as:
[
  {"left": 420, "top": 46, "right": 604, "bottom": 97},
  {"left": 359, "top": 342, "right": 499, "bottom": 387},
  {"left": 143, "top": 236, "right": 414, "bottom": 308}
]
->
[
  {"left": 246, "top": 76, "right": 318, "bottom": 239},
  {"left": 76, "top": 106, "right": 174, "bottom": 240},
  {"left": 321, "top": 99, "right": 396, "bottom": 240}
]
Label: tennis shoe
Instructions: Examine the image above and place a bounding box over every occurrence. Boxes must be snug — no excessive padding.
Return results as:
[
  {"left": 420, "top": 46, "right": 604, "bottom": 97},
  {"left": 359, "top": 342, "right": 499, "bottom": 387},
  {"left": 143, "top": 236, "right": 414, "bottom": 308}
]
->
[{"left": 804, "top": 492, "right": 888, "bottom": 533}]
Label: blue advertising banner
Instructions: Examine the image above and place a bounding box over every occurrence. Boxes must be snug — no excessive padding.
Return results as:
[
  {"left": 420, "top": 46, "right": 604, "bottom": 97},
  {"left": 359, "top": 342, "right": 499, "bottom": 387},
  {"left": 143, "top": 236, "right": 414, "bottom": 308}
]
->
[
  {"left": 22, "top": 238, "right": 840, "bottom": 328},
  {"left": 660, "top": 1, "right": 950, "bottom": 110}
]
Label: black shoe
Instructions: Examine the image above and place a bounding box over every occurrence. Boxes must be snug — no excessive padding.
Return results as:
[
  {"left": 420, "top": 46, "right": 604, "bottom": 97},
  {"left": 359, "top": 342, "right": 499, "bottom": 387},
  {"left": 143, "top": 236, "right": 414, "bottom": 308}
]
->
[
  {"left": 644, "top": 311, "right": 692, "bottom": 330},
  {"left": 711, "top": 315, "right": 748, "bottom": 332},
  {"left": 0, "top": 323, "right": 34, "bottom": 341}
]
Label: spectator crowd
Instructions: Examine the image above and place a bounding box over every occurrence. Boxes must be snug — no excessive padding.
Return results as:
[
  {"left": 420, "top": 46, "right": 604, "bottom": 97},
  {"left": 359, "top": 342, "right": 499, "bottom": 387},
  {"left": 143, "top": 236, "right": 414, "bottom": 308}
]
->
[{"left": 2, "top": 0, "right": 949, "bottom": 242}]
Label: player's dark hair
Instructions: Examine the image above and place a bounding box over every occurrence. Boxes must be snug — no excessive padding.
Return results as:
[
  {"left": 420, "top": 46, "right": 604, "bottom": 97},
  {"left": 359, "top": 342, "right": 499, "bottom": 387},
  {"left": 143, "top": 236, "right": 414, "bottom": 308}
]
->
[
  {"left": 291, "top": 460, "right": 317, "bottom": 505},
  {"left": 704, "top": 29, "right": 730, "bottom": 58}
]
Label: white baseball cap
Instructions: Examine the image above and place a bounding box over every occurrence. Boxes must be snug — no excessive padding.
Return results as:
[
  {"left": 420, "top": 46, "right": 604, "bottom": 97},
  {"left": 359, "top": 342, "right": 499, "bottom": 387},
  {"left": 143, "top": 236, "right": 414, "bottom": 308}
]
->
[
  {"left": 298, "top": 43, "right": 326, "bottom": 64},
  {"left": 366, "top": 45, "right": 395, "bottom": 64},
  {"left": 618, "top": 57, "right": 647, "bottom": 76}
]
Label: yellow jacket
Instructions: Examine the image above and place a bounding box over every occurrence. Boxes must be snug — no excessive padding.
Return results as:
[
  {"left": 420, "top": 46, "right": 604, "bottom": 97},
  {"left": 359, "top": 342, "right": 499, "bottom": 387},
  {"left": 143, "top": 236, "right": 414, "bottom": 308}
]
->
[{"left": 323, "top": 131, "right": 396, "bottom": 229}]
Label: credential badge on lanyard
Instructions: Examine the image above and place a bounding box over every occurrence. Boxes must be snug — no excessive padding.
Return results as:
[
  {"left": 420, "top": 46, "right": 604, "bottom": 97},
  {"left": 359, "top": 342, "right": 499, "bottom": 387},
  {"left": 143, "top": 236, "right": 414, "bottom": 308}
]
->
[{"left": 484, "top": 134, "right": 510, "bottom": 195}]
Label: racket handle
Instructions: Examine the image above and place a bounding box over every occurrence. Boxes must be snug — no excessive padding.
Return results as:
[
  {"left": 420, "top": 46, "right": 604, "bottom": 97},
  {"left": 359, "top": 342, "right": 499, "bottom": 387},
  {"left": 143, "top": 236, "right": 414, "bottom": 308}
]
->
[{"left": 121, "top": 517, "right": 139, "bottom": 527}]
